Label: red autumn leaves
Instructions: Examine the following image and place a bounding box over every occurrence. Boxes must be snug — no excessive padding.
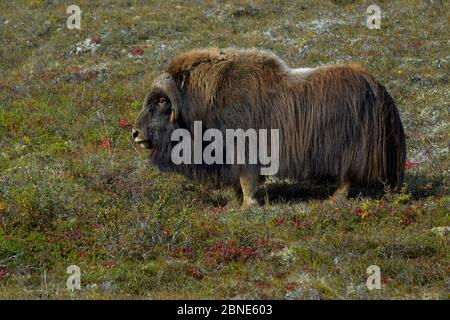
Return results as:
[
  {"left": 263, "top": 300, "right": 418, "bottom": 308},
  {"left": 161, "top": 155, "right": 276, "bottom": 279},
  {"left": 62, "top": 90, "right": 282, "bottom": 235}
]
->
[
  {"left": 404, "top": 161, "right": 418, "bottom": 170},
  {"left": 206, "top": 240, "right": 259, "bottom": 264},
  {"left": 90, "top": 36, "right": 101, "bottom": 45},
  {"left": 186, "top": 265, "right": 206, "bottom": 280},
  {"left": 118, "top": 119, "right": 131, "bottom": 129},
  {"left": 129, "top": 47, "right": 144, "bottom": 57},
  {"left": 98, "top": 137, "right": 111, "bottom": 149},
  {"left": 173, "top": 239, "right": 284, "bottom": 266},
  {"left": 67, "top": 65, "right": 97, "bottom": 82},
  {"left": 178, "top": 239, "right": 284, "bottom": 280},
  {"left": 97, "top": 119, "right": 131, "bottom": 150},
  {"left": 403, "top": 130, "right": 430, "bottom": 171},
  {"left": 0, "top": 267, "right": 8, "bottom": 280}
]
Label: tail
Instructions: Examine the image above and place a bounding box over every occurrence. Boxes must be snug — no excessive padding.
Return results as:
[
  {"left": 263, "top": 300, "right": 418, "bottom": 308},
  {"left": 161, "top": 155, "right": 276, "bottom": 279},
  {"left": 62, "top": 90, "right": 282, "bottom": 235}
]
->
[
  {"left": 359, "top": 70, "right": 406, "bottom": 189},
  {"left": 380, "top": 86, "right": 406, "bottom": 188}
]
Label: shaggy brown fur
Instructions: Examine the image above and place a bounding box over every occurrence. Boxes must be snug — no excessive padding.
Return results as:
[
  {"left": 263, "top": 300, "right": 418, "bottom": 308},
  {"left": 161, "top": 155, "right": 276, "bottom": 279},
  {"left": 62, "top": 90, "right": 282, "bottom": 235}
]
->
[{"left": 133, "top": 48, "right": 406, "bottom": 206}]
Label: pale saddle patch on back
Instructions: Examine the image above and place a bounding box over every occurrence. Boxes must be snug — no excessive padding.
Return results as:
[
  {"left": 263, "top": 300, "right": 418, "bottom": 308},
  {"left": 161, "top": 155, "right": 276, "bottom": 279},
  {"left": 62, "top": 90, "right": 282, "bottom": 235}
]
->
[{"left": 289, "top": 67, "right": 320, "bottom": 80}]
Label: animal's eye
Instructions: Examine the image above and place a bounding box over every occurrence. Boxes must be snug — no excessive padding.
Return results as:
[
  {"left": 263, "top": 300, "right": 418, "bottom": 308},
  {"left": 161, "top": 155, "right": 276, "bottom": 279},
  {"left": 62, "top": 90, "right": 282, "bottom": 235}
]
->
[{"left": 157, "top": 96, "right": 171, "bottom": 113}]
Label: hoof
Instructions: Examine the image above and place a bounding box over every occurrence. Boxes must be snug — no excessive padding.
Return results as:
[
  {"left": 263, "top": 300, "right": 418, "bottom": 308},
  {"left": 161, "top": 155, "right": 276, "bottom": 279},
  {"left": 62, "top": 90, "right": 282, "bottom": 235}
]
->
[{"left": 241, "top": 198, "right": 258, "bottom": 209}]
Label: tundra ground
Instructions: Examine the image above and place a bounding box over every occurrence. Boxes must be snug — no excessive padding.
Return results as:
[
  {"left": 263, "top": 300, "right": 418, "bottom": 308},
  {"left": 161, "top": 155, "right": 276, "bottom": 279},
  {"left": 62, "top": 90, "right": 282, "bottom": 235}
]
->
[{"left": 0, "top": 0, "right": 448, "bottom": 299}]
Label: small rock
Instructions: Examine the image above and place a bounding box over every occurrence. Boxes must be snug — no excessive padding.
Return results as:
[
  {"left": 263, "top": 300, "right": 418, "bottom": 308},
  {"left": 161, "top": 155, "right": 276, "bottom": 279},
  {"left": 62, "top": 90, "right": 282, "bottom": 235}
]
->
[
  {"left": 346, "top": 283, "right": 367, "bottom": 299},
  {"left": 431, "top": 227, "right": 450, "bottom": 237},
  {"left": 69, "top": 37, "right": 101, "bottom": 56},
  {"left": 100, "top": 280, "right": 115, "bottom": 291},
  {"left": 87, "top": 283, "right": 98, "bottom": 290},
  {"left": 284, "top": 288, "right": 303, "bottom": 300},
  {"left": 411, "top": 75, "right": 432, "bottom": 86},
  {"left": 308, "top": 288, "right": 324, "bottom": 300}
]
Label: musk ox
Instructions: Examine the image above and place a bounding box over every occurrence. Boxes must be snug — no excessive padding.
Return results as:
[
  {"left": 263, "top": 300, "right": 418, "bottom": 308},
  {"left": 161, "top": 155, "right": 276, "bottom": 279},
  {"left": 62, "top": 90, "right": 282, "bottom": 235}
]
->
[{"left": 132, "top": 48, "right": 406, "bottom": 207}]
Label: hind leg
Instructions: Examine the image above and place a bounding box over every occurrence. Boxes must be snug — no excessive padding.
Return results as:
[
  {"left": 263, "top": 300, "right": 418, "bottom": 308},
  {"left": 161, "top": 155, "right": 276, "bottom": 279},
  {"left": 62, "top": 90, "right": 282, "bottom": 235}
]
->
[
  {"left": 330, "top": 181, "right": 351, "bottom": 203},
  {"left": 240, "top": 171, "right": 259, "bottom": 208}
]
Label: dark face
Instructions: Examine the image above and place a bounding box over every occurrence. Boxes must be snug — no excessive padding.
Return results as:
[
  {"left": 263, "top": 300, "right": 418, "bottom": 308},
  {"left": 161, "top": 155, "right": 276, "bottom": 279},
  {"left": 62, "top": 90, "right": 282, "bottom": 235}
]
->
[{"left": 132, "top": 89, "right": 177, "bottom": 151}]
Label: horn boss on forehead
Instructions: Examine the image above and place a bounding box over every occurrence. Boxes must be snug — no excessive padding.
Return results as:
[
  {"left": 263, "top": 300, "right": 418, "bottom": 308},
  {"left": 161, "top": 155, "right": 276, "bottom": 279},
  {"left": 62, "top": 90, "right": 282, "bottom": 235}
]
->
[{"left": 150, "top": 72, "right": 181, "bottom": 123}]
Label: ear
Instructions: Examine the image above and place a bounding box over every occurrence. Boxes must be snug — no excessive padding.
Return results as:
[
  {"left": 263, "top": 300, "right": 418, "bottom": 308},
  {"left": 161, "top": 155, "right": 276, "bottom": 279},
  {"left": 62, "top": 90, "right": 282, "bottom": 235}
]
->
[{"left": 169, "top": 109, "right": 177, "bottom": 123}]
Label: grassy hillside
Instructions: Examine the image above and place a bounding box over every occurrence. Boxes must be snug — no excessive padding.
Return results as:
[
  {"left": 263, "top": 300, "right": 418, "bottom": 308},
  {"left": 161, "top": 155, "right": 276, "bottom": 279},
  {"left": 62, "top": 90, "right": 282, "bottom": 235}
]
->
[{"left": 0, "top": 0, "right": 448, "bottom": 299}]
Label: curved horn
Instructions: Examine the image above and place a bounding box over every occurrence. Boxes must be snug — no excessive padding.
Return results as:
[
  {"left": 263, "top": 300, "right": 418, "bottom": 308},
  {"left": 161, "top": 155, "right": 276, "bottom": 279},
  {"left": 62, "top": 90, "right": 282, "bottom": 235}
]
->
[{"left": 151, "top": 73, "right": 181, "bottom": 123}]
